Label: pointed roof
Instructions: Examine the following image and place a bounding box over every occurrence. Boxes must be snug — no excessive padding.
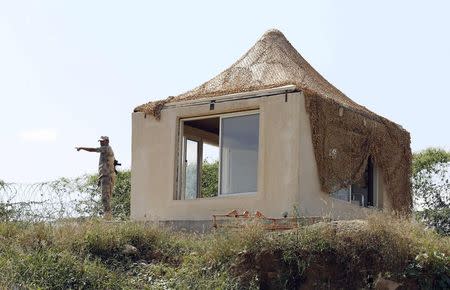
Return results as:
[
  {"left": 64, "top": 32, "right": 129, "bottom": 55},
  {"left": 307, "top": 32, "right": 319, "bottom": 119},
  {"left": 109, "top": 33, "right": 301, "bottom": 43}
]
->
[{"left": 135, "top": 29, "right": 371, "bottom": 116}]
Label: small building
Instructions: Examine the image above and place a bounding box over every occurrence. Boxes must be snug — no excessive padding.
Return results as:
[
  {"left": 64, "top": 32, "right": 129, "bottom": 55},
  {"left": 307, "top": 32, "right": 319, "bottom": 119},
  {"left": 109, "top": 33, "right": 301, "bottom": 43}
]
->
[{"left": 131, "top": 30, "right": 411, "bottom": 227}]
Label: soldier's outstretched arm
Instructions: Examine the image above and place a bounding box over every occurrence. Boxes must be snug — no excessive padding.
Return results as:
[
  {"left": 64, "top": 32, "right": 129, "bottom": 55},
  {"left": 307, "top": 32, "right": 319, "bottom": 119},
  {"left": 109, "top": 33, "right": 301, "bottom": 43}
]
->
[{"left": 75, "top": 147, "right": 99, "bottom": 152}]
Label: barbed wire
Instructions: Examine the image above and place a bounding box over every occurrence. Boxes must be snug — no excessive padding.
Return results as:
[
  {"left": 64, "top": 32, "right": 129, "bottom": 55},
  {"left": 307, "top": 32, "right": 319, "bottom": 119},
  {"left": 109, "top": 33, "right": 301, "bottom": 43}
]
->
[{"left": 0, "top": 176, "right": 103, "bottom": 222}]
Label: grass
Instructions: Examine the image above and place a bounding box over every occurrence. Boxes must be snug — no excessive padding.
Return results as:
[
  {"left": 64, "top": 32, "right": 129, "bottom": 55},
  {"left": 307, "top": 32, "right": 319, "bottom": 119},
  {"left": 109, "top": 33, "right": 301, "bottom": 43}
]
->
[{"left": 0, "top": 215, "right": 448, "bottom": 289}]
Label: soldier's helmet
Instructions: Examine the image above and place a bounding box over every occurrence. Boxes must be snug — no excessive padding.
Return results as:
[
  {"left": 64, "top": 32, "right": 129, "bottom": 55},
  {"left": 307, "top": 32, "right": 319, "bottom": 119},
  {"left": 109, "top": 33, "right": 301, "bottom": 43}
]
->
[{"left": 98, "top": 136, "right": 109, "bottom": 142}]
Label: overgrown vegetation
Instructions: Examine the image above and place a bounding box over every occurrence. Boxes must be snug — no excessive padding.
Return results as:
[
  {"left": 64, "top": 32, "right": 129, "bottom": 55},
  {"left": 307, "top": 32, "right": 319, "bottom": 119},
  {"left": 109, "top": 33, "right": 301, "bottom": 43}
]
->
[
  {"left": 201, "top": 160, "right": 219, "bottom": 197},
  {"left": 1, "top": 148, "right": 450, "bottom": 288},
  {"left": 0, "top": 170, "right": 131, "bottom": 222},
  {"left": 412, "top": 148, "right": 450, "bottom": 208},
  {"left": 412, "top": 148, "right": 450, "bottom": 235},
  {"left": 0, "top": 215, "right": 448, "bottom": 289},
  {"left": 71, "top": 170, "right": 131, "bottom": 219}
]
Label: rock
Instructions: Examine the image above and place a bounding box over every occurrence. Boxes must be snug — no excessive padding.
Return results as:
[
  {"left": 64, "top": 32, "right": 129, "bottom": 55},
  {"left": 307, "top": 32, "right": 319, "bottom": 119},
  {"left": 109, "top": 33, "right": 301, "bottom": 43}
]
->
[
  {"left": 374, "top": 277, "right": 403, "bottom": 290},
  {"left": 122, "top": 244, "right": 139, "bottom": 256}
]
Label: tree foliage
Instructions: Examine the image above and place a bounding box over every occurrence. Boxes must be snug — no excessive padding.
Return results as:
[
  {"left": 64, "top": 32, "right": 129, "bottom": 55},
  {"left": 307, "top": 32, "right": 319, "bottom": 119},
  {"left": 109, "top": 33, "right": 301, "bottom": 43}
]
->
[
  {"left": 185, "top": 160, "right": 219, "bottom": 198},
  {"left": 112, "top": 170, "right": 131, "bottom": 219},
  {"left": 416, "top": 208, "right": 450, "bottom": 236},
  {"left": 412, "top": 148, "right": 450, "bottom": 209},
  {"left": 412, "top": 148, "right": 450, "bottom": 236},
  {"left": 0, "top": 171, "right": 131, "bottom": 221},
  {"left": 201, "top": 160, "right": 219, "bottom": 198},
  {"left": 413, "top": 148, "right": 450, "bottom": 176},
  {"left": 82, "top": 170, "right": 131, "bottom": 219}
]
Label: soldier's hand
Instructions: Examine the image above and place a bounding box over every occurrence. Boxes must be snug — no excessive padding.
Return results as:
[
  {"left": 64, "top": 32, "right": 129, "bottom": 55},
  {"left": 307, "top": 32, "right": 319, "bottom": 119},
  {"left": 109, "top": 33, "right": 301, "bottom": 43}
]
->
[{"left": 75, "top": 147, "right": 81, "bottom": 151}]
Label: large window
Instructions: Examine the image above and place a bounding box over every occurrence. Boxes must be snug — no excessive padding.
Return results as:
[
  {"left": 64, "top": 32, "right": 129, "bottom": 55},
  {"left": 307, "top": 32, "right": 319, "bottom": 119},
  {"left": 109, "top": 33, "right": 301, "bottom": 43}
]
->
[
  {"left": 220, "top": 114, "right": 259, "bottom": 194},
  {"left": 331, "top": 158, "right": 378, "bottom": 208},
  {"left": 178, "top": 111, "right": 259, "bottom": 199}
]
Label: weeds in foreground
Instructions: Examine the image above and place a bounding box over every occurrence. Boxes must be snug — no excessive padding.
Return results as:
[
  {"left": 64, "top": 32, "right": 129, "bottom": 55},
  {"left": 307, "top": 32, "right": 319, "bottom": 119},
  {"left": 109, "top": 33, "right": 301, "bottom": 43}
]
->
[{"left": 0, "top": 214, "right": 448, "bottom": 289}]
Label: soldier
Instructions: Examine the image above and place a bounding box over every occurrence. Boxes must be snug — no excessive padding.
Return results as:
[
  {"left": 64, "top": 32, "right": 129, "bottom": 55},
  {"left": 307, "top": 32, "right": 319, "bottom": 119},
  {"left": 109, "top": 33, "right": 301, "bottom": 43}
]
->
[{"left": 76, "top": 136, "right": 116, "bottom": 220}]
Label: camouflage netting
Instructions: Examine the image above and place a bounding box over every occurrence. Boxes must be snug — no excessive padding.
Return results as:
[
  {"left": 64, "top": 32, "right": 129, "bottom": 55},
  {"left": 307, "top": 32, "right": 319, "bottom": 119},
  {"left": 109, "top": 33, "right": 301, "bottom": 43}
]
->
[
  {"left": 135, "top": 29, "right": 412, "bottom": 212},
  {"left": 135, "top": 29, "right": 369, "bottom": 118},
  {"left": 305, "top": 91, "right": 412, "bottom": 213}
]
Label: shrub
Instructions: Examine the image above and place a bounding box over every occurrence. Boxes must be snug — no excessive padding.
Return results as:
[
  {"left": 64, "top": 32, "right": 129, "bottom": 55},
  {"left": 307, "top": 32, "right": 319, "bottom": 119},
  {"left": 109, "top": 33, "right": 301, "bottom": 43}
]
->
[
  {"left": 0, "top": 248, "right": 126, "bottom": 289},
  {"left": 74, "top": 170, "right": 131, "bottom": 220},
  {"left": 0, "top": 215, "right": 448, "bottom": 289},
  {"left": 83, "top": 222, "right": 161, "bottom": 263},
  {"left": 412, "top": 148, "right": 450, "bottom": 209},
  {"left": 417, "top": 208, "right": 450, "bottom": 236},
  {"left": 201, "top": 160, "right": 219, "bottom": 197}
]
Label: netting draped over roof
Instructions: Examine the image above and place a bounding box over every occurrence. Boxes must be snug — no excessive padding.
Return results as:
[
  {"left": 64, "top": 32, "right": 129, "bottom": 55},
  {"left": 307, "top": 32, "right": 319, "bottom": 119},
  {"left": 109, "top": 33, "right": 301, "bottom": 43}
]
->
[
  {"left": 135, "top": 29, "right": 412, "bottom": 212},
  {"left": 135, "top": 29, "right": 370, "bottom": 117}
]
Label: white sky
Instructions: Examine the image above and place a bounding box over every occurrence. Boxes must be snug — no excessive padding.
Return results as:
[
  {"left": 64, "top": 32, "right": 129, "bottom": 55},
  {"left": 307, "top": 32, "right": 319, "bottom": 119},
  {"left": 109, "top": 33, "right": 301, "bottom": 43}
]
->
[{"left": 1, "top": 0, "right": 449, "bottom": 182}]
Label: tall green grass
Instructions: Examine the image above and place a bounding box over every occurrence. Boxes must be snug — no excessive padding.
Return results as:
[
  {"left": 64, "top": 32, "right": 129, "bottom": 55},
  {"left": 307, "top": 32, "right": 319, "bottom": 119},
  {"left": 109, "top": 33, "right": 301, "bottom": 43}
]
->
[{"left": 0, "top": 215, "right": 448, "bottom": 289}]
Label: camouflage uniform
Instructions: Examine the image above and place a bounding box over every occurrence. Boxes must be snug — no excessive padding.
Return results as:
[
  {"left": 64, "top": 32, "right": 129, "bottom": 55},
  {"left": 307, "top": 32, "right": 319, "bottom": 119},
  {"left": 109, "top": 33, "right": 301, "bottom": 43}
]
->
[{"left": 96, "top": 144, "right": 115, "bottom": 216}]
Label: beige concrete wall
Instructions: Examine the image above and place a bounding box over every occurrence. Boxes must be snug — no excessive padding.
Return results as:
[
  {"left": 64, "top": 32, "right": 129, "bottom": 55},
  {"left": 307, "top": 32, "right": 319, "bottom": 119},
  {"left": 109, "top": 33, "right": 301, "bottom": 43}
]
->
[
  {"left": 131, "top": 91, "right": 390, "bottom": 222},
  {"left": 131, "top": 92, "right": 302, "bottom": 221}
]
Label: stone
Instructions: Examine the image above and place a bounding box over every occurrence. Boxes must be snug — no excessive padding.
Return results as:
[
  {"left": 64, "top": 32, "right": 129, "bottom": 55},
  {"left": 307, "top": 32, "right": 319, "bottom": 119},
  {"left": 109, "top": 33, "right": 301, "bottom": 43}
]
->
[{"left": 122, "top": 244, "right": 139, "bottom": 256}]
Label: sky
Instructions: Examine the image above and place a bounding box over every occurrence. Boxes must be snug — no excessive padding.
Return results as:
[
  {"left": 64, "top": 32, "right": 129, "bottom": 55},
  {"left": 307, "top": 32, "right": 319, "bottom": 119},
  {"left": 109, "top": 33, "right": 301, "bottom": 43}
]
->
[{"left": 0, "top": 1, "right": 449, "bottom": 183}]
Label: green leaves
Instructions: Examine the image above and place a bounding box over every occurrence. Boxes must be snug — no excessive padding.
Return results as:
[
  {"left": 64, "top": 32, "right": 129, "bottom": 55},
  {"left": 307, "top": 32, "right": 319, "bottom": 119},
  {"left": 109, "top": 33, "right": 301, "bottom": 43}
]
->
[
  {"left": 412, "top": 148, "right": 450, "bottom": 236},
  {"left": 201, "top": 160, "right": 219, "bottom": 198},
  {"left": 412, "top": 148, "right": 450, "bottom": 176},
  {"left": 412, "top": 148, "right": 450, "bottom": 210}
]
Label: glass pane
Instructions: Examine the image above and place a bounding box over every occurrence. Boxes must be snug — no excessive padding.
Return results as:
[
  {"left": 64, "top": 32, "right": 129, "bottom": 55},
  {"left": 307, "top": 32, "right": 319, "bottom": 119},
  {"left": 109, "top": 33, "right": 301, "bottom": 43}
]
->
[
  {"left": 201, "top": 143, "right": 219, "bottom": 198},
  {"left": 220, "top": 114, "right": 259, "bottom": 194},
  {"left": 185, "top": 139, "right": 198, "bottom": 199},
  {"left": 203, "top": 143, "right": 219, "bottom": 163},
  {"left": 330, "top": 159, "right": 374, "bottom": 207},
  {"left": 351, "top": 163, "right": 370, "bottom": 207},
  {"left": 331, "top": 187, "right": 351, "bottom": 202}
]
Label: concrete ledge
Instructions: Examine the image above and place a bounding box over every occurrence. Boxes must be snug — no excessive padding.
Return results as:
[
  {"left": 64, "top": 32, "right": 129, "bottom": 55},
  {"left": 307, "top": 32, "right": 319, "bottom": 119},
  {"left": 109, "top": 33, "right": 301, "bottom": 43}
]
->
[
  {"left": 159, "top": 220, "right": 214, "bottom": 233},
  {"left": 156, "top": 216, "right": 331, "bottom": 233}
]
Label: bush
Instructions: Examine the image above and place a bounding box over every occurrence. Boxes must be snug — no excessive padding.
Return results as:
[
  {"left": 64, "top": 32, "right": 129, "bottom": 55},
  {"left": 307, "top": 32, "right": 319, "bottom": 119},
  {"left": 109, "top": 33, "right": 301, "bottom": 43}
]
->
[
  {"left": 412, "top": 148, "right": 450, "bottom": 209},
  {"left": 412, "top": 148, "right": 450, "bottom": 236},
  {"left": 0, "top": 170, "right": 131, "bottom": 222},
  {"left": 112, "top": 170, "right": 131, "bottom": 219},
  {"left": 201, "top": 160, "right": 219, "bottom": 197},
  {"left": 417, "top": 208, "right": 450, "bottom": 236},
  {"left": 79, "top": 170, "right": 131, "bottom": 219},
  {"left": 83, "top": 222, "right": 160, "bottom": 263},
  {"left": 0, "top": 215, "right": 448, "bottom": 289},
  {"left": 0, "top": 246, "right": 126, "bottom": 289}
]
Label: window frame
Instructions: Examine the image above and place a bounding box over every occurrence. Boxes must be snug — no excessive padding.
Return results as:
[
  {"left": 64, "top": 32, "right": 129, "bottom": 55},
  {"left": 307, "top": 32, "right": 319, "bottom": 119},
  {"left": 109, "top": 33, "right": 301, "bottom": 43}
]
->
[
  {"left": 177, "top": 110, "right": 260, "bottom": 200},
  {"left": 330, "top": 163, "right": 380, "bottom": 208},
  {"left": 219, "top": 111, "right": 260, "bottom": 196},
  {"left": 181, "top": 136, "right": 202, "bottom": 200}
]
